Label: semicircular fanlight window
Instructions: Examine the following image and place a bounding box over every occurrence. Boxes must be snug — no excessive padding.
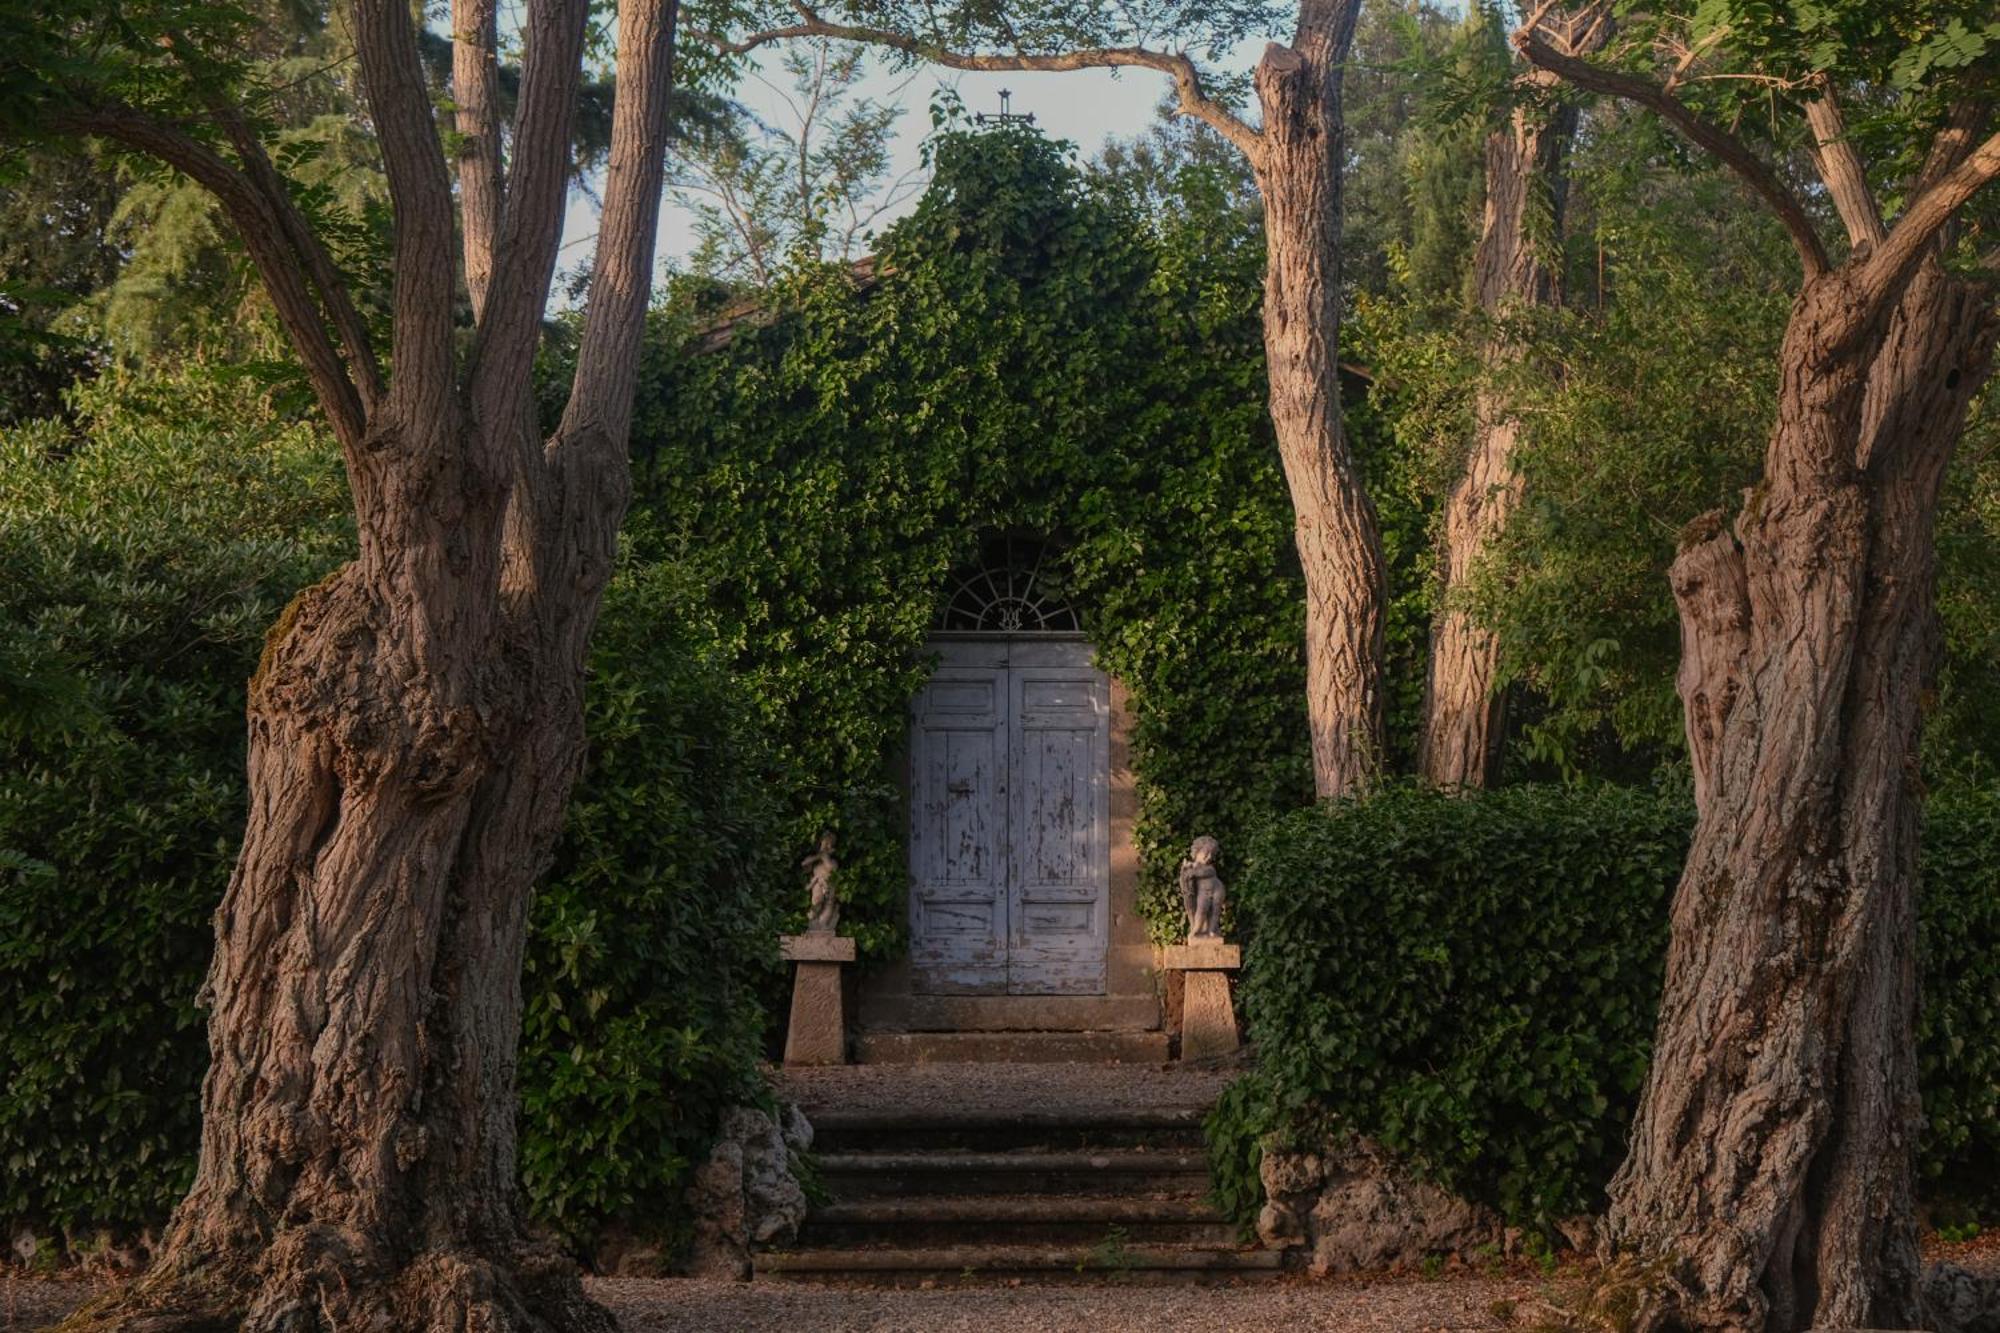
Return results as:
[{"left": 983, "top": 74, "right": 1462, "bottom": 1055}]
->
[{"left": 934, "top": 535, "right": 1080, "bottom": 634}]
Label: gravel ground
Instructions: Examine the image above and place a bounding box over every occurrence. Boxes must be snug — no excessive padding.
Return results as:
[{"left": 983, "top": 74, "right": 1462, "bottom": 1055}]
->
[
  {"left": 1, "top": 1273, "right": 1526, "bottom": 1332},
  {"left": 593, "top": 1274, "right": 1526, "bottom": 1331},
  {"left": 774, "top": 1062, "right": 1235, "bottom": 1118}
]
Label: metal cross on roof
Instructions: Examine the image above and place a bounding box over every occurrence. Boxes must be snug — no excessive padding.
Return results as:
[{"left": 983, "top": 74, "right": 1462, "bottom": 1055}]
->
[{"left": 975, "top": 89, "right": 1037, "bottom": 127}]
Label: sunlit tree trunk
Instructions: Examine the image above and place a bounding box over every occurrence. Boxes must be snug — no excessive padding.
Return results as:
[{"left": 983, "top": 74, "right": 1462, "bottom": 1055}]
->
[{"left": 1251, "top": 0, "right": 1385, "bottom": 799}]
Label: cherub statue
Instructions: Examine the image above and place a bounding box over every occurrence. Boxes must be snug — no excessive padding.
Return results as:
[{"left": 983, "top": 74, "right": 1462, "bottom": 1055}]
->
[
  {"left": 803, "top": 831, "right": 839, "bottom": 934},
  {"left": 1178, "top": 835, "right": 1226, "bottom": 943}
]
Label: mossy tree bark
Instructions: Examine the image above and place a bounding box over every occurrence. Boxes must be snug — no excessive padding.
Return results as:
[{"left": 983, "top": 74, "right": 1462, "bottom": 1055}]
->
[
  {"left": 1519, "top": 29, "right": 2000, "bottom": 1327},
  {"left": 53, "top": 0, "right": 683, "bottom": 1327}
]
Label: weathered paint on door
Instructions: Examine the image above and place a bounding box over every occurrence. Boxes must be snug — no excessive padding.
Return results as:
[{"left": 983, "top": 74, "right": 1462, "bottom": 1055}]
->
[{"left": 909, "top": 639, "right": 1110, "bottom": 995}]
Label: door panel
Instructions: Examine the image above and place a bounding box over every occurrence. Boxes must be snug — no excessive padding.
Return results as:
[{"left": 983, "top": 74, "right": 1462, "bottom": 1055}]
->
[
  {"left": 908, "top": 668, "right": 1008, "bottom": 994},
  {"left": 1007, "top": 667, "right": 1109, "bottom": 995}
]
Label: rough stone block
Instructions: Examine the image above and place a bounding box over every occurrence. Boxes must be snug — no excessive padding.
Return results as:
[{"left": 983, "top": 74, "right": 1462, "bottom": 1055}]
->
[
  {"left": 1179, "top": 969, "right": 1238, "bottom": 1061},
  {"left": 784, "top": 961, "right": 848, "bottom": 1065},
  {"left": 780, "top": 933, "right": 857, "bottom": 962},
  {"left": 1160, "top": 942, "right": 1241, "bottom": 971}
]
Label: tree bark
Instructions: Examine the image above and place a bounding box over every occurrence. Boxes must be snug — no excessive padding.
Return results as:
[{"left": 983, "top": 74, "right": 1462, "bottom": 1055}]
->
[
  {"left": 1605, "top": 251, "right": 1998, "bottom": 1333},
  {"left": 1419, "top": 24, "right": 1601, "bottom": 789},
  {"left": 1251, "top": 0, "right": 1385, "bottom": 800},
  {"left": 58, "top": 0, "right": 682, "bottom": 1328}
]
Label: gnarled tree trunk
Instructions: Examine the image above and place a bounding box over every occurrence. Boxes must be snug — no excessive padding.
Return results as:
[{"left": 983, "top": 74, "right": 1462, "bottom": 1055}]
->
[
  {"left": 60, "top": 0, "right": 683, "bottom": 1326},
  {"left": 1419, "top": 19, "right": 1604, "bottom": 789},
  {"left": 1504, "top": 33, "right": 2000, "bottom": 1324},
  {"left": 1251, "top": 0, "right": 1385, "bottom": 800},
  {"left": 1605, "top": 250, "right": 1998, "bottom": 1332}
]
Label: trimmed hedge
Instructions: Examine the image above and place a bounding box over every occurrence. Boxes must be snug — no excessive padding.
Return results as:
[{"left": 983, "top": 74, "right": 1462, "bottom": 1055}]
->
[
  {"left": 0, "top": 371, "right": 782, "bottom": 1244},
  {"left": 1209, "top": 783, "right": 2000, "bottom": 1229}
]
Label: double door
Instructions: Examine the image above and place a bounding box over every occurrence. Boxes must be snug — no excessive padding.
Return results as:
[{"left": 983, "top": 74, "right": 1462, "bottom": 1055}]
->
[{"left": 907, "top": 638, "right": 1110, "bottom": 995}]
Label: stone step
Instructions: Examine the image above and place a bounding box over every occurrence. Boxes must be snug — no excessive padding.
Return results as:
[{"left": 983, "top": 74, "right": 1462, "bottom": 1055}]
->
[
  {"left": 854, "top": 1030, "right": 1171, "bottom": 1064},
  {"left": 755, "top": 1242, "right": 1284, "bottom": 1285},
  {"left": 817, "top": 1148, "right": 1210, "bottom": 1199},
  {"left": 809, "top": 1105, "right": 1208, "bottom": 1154},
  {"left": 857, "top": 993, "right": 1163, "bottom": 1033},
  {"left": 802, "top": 1194, "right": 1240, "bottom": 1247}
]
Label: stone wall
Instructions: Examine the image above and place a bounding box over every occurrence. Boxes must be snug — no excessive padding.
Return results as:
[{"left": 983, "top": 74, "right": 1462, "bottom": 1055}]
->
[{"left": 1255, "top": 1135, "right": 1507, "bottom": 1276}]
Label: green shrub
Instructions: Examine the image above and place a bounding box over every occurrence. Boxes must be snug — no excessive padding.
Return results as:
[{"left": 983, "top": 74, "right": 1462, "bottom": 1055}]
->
[
  {"left": 0, "top": 371, "right": 781, "bottom": 1245},
  {"left": 1917, "top": 787, "right": 2000, "bottom": 1208},
  {"left": 0, "top": 369, "right": 352, "bottom": 1233},
  {"left": 518, "top": 548, "right": 786, "bottom": 1241},
  {"left": 1211, "top": 782, "right": 2000, "bottom": 1227}
]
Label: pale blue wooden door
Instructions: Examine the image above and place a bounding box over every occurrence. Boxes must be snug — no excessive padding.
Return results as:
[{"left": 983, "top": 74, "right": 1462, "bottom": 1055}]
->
[
  {"left": 1007, "top": 664, "right": 1110, "bottom": 994},
  {"left": 909, "top": 640, "right": 1109, "bottom": 996},
  {"left": 908, "top": 663, "right": 1010, "bottom": 993}
]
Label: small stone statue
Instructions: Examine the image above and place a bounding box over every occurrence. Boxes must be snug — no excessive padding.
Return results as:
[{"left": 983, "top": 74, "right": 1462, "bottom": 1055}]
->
[
  {"left": 1179, "top": 835, "right": 1227, "bottom": 943},
  {"left": 803, "top": 831, "right": 839, "bottom": 934}
]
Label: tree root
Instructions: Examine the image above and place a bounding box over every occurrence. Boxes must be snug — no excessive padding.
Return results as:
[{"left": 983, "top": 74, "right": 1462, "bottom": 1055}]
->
[
  {"left": 1504, "top": 1254, "right": 1679, "bottom": 1333},
  {"left": 54, "top": 1234, "right": 616, "bottom": 1333}
]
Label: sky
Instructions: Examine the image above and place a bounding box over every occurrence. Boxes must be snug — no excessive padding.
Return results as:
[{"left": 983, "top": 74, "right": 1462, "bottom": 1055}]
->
[{"left": 554, "top": 43, "right": 1271, "bottom": 289}]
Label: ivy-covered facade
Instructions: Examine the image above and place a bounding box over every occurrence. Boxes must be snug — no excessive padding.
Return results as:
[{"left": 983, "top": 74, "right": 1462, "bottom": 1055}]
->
[{"left": 595, "top": 126, "right": 1430, "bottom": 967}]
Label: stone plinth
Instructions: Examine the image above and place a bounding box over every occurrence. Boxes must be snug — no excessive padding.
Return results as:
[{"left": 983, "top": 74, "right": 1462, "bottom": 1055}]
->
[
  {"left": 781, "top": 934, "right": 856, "bottom": 963},
  {"left": 1160, "top": 942, "right": 1241, "bottom": 1062},
  {"left": 780, "top": 934, "right": 855, "bottom": 1066}
]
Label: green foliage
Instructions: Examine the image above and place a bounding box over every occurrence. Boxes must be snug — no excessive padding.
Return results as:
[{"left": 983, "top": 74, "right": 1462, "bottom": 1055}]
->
[
  {"left": 1210, "top": 782, "right": 2000, "bottom": 1228},
  {"left": 519, "top": 544, "right": 786, "bottom": 1241},
  {"left": 1355, "top": 99, "right": 2000, "bottom": 781},
  {"left": 0, "top": 370, "right": 780, "bottom": 1244},
  {"left": 0, "top": 368, "right": 352, "bottom": 1234},
  {"left": 591, "top": 125, "right": 1341, "bottom": 947},
  {"left": 1915, "top": 788, "right": 2000, "bottom": 1209}
]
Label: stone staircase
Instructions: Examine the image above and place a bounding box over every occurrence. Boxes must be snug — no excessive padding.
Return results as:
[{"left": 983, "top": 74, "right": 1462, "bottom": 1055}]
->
[{"left": 756, "top": 1105, "right": 1280, "bottom": 1285}]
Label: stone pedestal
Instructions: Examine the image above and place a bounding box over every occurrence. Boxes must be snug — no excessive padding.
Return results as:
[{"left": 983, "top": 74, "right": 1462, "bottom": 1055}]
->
[
  {"left": 1161, "top": 942, "right": 1241, "bottom": 1062},
  {"left": 780, "top": 934, "right": 855, "bottom": 1066}
]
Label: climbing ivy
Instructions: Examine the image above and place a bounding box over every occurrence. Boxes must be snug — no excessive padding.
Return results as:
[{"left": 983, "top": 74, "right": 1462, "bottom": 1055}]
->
[{"left": 575, "top": 125, "right": 1433, "bottom": 946}]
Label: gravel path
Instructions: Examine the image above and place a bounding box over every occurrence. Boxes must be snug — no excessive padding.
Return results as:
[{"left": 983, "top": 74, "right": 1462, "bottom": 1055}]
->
[
  {"left": 602, "top": 1275, "right": 1527, "bottom": 1332},
  {"left": 774, "top": 1062, "right": 1235, "bottom": 1118}
]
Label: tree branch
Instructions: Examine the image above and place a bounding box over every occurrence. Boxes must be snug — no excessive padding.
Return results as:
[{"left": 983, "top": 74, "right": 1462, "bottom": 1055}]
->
[
  {"left": 54, "top": 105, "right": 369, "bottom": 452},
  {"left": 451, "top": 0, "right": 505, "bottom": 321},
  {"left": 353, "top": 0, "right": 459, "bottom": 404},
  {"left": 1856, "top": 126, "right": 2000, "bottom": 318},
  {"left": 1915, "top": 100, "right": 1991, "bottom": 194},
  {"left": 193, "top": 95, "right": 385, "bottom": 409},
  {"left": 561, "top": 0, "right": 680, "bottom": 443},
  {"left": 697, "top": 15, "right": 1263, "bottom": 160},
  {"left": 1804, "top": 89, "right": 1885, "bottom": 248},
  {"left": 1512, "top": 24, "right": 1830, "bottom": 277},
  {"left": 473, "top": 0, "right": 591, "bottom": 408}
]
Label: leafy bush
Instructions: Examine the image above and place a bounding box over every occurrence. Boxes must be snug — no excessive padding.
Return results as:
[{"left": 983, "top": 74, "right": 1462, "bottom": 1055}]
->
[
  {"left": 1211, "top": 783, "right": 2000, "bottom": 1227},
  {"left": 1916, "top": 787, "right": 2000, "bottom": 1209},
  {"left": 0, "top": 369, "right": 352, "bottom": 1234},
  {"left": 0, "top": 372, "right": 781, "bottom": 1245},
  {"left": 519, "top": 547, "right": 786, "bottom": 1241}
]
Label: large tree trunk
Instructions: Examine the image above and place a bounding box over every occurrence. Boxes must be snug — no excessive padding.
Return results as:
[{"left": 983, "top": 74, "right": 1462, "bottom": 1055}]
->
[
  {"left": 1251, "top": 0, "right": 1385, "bottom": 800},
  {"left": 1419, "top": 18, "right": 1605, "bottom": 789},
  {"left": 61, "top": 0, "right": 681, "bottom": 1325},
  {"left": 139, "top": 405, "right": 614, "bottom": 1333},
  {"left": 1605, "top": 252, "right": 1998, "bottom": 1331}
]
